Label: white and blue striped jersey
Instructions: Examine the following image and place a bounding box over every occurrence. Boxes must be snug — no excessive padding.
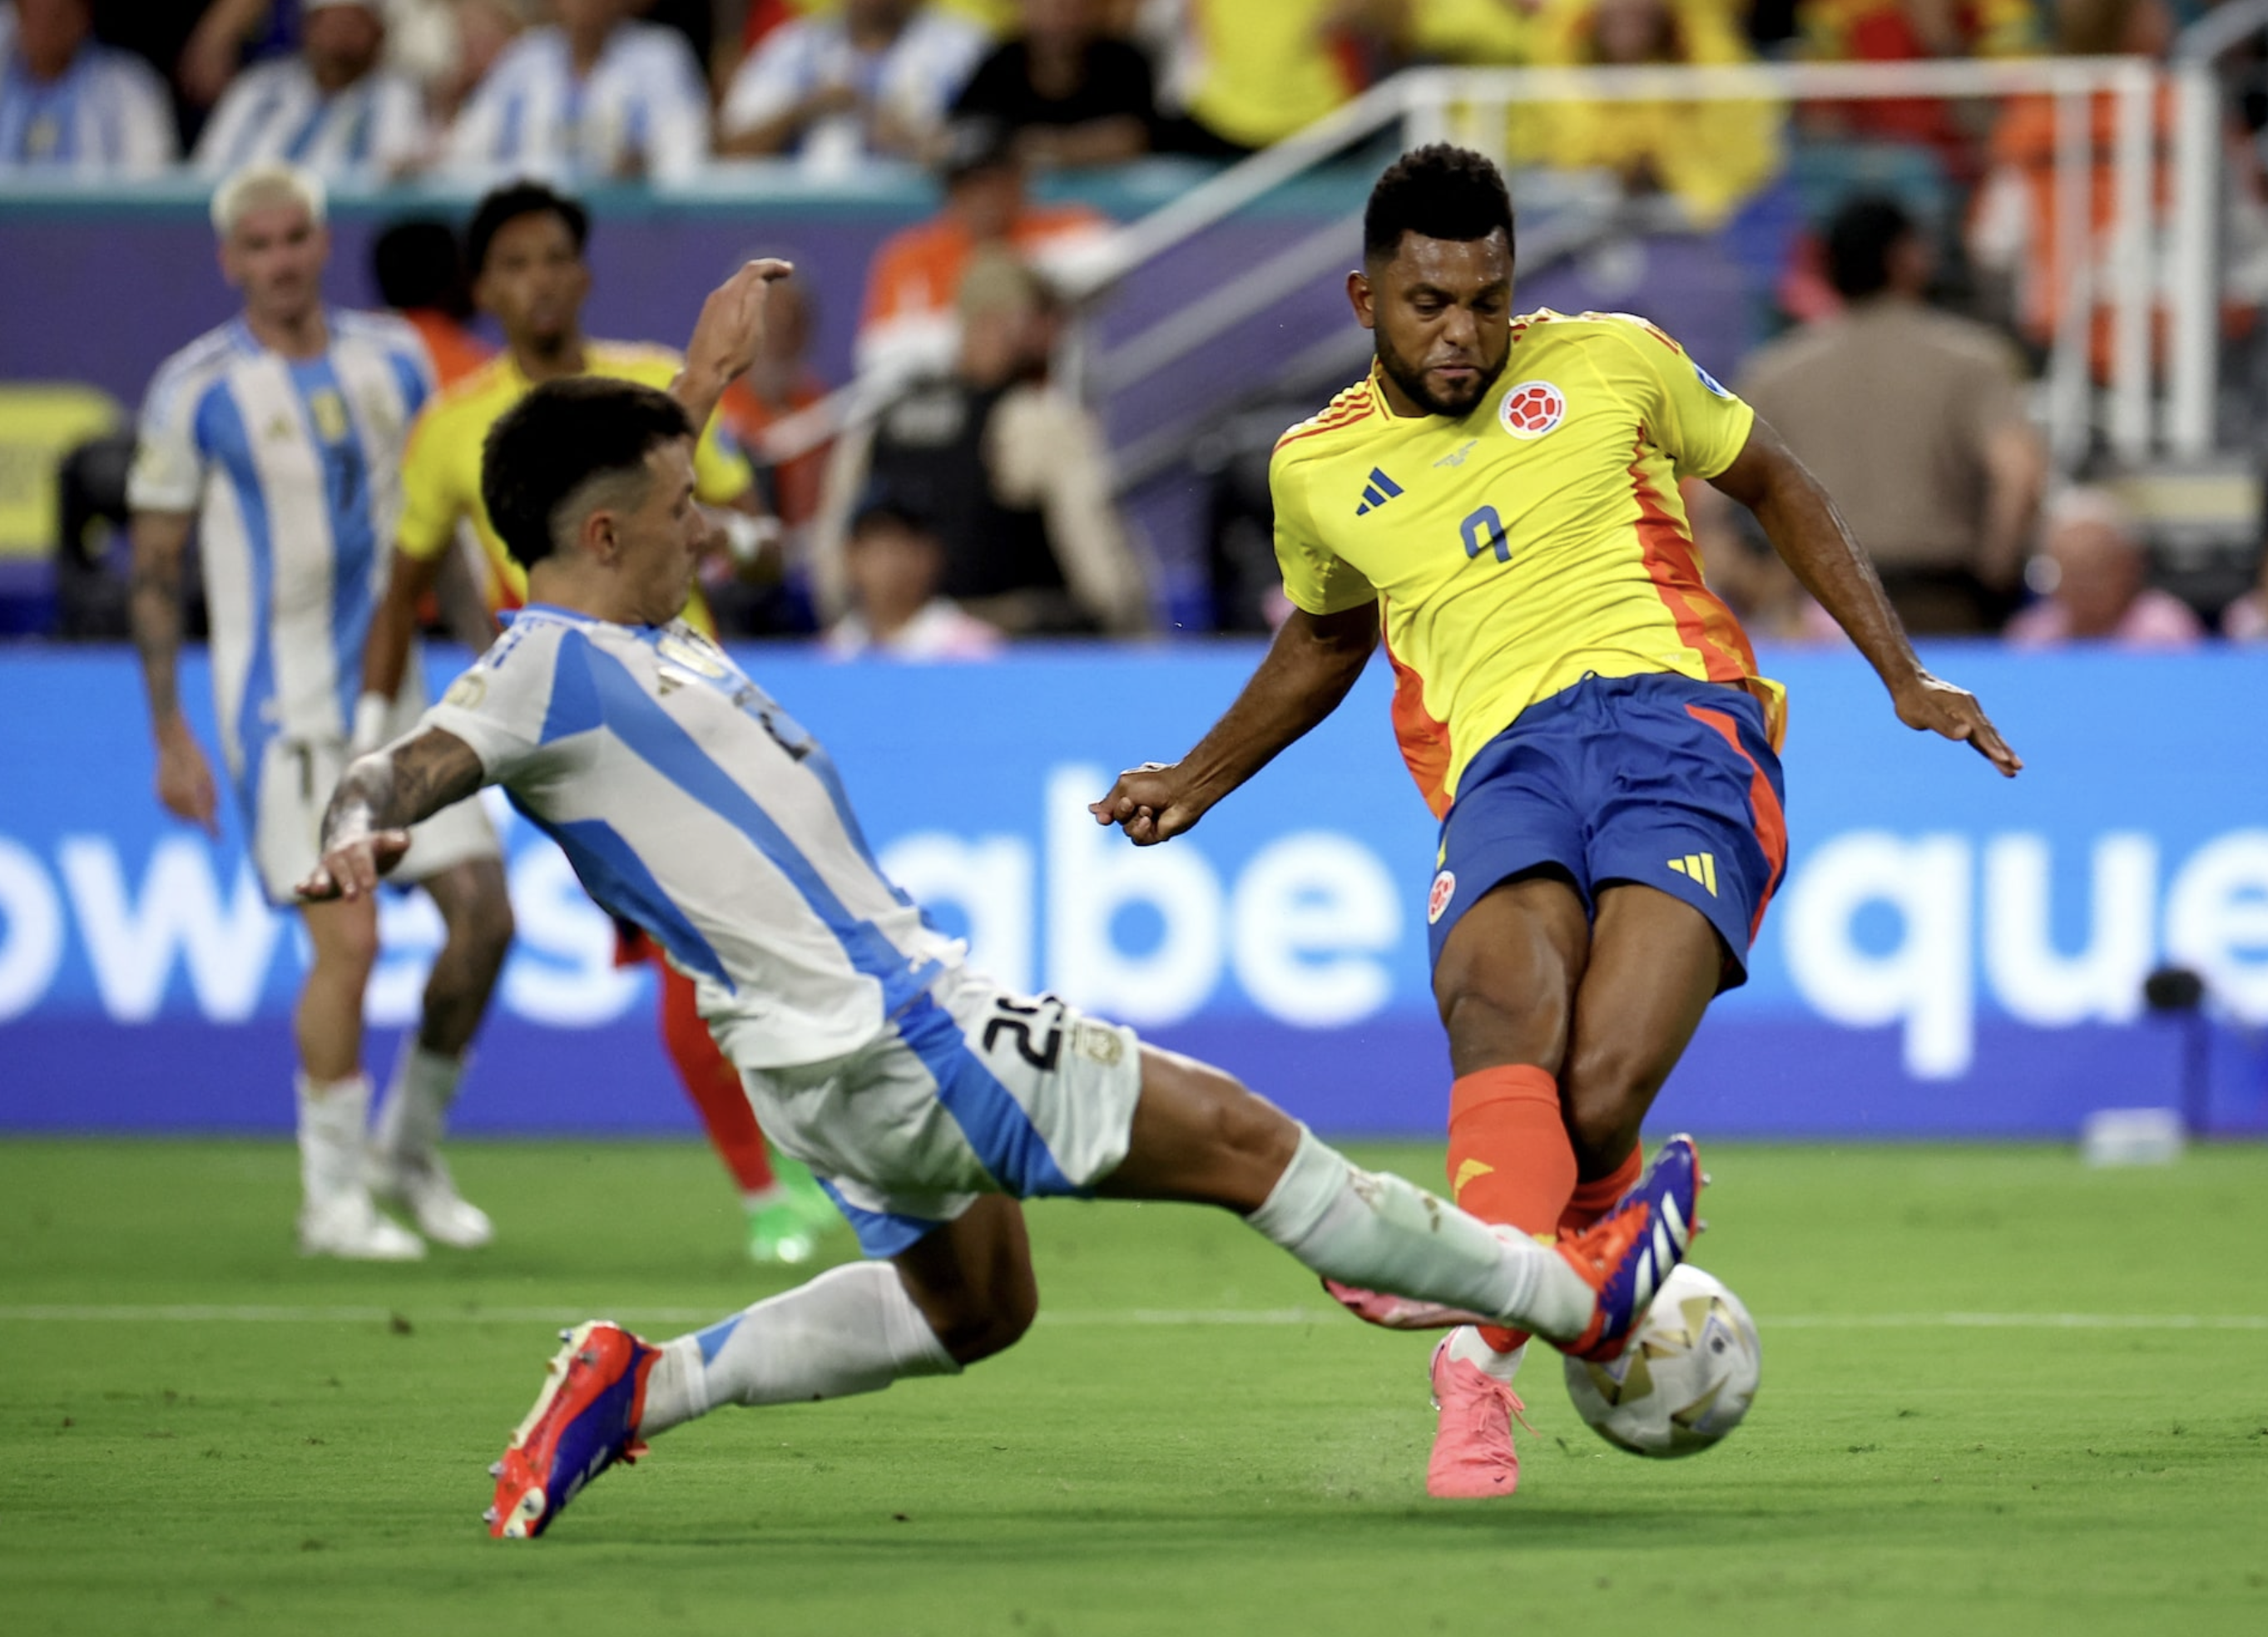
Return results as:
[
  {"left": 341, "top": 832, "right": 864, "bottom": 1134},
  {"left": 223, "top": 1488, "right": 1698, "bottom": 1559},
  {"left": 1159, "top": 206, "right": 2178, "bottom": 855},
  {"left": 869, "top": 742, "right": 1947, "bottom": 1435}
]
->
[
  {"left": 720, "top": 9, "right": 986, "bottom": 166},
  {"left": 444, "top": 22, "right": 710, "bottom": 184},
  {"left": 423, "top": 610, "right": 963, "bottom": 1067},
  {"left": 0, "top": 16, "right": 176, "bottom": 176},
  {"left": 128, "top": 311, "right": 436, "bottom": 799},
  {"left": 192, "top": 57, "right": 428, "bottom": 181}
]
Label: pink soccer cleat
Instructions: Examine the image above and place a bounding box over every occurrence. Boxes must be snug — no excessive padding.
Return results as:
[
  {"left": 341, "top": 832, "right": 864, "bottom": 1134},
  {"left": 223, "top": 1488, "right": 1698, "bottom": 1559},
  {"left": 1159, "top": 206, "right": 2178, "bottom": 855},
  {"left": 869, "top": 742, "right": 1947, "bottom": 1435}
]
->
[
  {"left": 1321, "top": 1278, "right": 1489, "bottom": 1331},
  {"left": 1425, "top": 1333, "right": 1533, "bottom": 1499}
]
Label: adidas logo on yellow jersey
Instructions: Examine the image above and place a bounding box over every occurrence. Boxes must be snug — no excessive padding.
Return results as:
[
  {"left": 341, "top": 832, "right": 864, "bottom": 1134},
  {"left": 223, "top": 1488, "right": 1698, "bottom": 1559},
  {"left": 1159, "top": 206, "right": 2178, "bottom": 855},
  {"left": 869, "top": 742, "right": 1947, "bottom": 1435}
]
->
[{"left": 1354, "top": 467, "right": 1403, "bottom": 517}]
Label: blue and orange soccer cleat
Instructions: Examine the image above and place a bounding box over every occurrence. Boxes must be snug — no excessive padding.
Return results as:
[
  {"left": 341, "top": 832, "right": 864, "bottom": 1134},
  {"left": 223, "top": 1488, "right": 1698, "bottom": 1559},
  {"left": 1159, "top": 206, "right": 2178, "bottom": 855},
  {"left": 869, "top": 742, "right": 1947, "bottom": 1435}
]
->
[
  {"left": 485, "top": 1320, "right": 659, "bottom": 1540},
  {"left": 1556, "top": 1135, "right": 1704, "bottom": 1362}
]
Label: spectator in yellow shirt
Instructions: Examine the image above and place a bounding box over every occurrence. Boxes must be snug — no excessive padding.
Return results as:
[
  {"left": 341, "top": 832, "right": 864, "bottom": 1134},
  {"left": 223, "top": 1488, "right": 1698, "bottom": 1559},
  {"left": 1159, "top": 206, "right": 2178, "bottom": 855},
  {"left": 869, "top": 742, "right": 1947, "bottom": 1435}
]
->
[
  {"left": 1156, "top": 0, "right": 1403, "bottom": 156},
  {"left": 1514, "top": 0, "right": 1784, "bottom": 230}
]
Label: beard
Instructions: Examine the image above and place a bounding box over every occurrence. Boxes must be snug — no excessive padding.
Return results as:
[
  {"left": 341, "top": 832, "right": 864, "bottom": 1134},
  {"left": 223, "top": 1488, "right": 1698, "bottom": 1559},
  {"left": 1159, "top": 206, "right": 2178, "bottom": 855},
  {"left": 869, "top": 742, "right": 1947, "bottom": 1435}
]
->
[{"left": 1374, "top": 326, "right": 1507, "bottom": 418}]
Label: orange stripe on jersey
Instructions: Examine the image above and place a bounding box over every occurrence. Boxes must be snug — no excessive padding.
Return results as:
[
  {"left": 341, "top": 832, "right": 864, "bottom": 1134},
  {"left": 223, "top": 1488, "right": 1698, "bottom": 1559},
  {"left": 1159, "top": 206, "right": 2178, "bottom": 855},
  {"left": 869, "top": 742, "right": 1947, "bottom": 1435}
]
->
[
  {"left": 1275, "top": 400, "right": 1375, "bottom": 453},
  {"left": 1627, "top": 437, "right": 1754, "bottom": 686},
  {"left": 1382, "top": 613, "right": 1454, "bottom": 818},
  {"left": 1686, "top": 703, "right": 1789, "bottom": 939}
]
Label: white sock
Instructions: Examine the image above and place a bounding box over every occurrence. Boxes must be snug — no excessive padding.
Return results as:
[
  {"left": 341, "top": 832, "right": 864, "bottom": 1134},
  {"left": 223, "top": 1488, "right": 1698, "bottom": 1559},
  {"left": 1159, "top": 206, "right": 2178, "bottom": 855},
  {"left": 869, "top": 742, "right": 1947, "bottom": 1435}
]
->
[
  {"left": 638, "top": 1262, "right": 958, "bottom": 1437},
  {"left": 1445, "top": 1324, "right": 1527, "bottom": 1385},
  {"left": 374, "top": 1044, "right": 464, "bottom": 1165},
  {"left": 295, "top": 1071, "right": 372, "bottom": 1199},
  {"left": 1245, "top": 1128, "right": 1593, "bottom": 1343}
]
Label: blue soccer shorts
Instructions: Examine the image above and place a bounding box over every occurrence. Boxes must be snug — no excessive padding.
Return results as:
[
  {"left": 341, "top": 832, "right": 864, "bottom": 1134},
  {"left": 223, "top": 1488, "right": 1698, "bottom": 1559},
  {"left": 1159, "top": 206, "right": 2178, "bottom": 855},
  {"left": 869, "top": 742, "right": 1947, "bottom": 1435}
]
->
[{"left": 1424, "top": 673, "right": 1788, "bottom": 989}]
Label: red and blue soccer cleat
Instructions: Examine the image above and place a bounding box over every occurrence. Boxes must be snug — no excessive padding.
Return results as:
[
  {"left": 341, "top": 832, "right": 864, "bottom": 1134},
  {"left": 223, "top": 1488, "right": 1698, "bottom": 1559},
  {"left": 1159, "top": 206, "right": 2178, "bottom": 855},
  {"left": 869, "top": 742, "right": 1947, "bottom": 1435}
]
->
[
  {"left": 1556, "top": 1135, "right": 1704, "bottom": 1362},
  {"left": 486, "top": 1320, "right": 660, "bottom": 1540}
]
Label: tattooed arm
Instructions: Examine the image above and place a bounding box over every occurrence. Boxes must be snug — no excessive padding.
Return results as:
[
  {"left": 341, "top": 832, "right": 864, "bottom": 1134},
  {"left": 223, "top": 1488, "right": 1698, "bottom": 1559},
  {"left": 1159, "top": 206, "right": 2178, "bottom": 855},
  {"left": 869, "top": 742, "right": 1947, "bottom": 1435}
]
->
[
  {"left": 129, "top": 508, "right": 220, "bottom": 834},
  {"left": 297, "top": 728, "right": 487, "bottom": 902}
]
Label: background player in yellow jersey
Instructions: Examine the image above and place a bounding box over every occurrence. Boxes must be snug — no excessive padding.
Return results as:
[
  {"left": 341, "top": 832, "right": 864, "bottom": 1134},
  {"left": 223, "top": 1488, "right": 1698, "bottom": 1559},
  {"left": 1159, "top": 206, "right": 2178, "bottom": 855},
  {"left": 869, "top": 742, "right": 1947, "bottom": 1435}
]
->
[
  {"left": 354, "top": 180, "right": 840, "bottom": 1265},
  {"left": 1092, "top": 146, "right": 2022, "bottom": 1499}
]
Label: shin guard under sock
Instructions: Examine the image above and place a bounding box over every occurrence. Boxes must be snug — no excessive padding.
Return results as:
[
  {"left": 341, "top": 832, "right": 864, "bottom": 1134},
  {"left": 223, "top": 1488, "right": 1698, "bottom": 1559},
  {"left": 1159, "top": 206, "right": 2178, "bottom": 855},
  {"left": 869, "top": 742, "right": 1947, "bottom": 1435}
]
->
[{"left": 1447, "top": 1065, "right": 1578, "bottom": 1354}]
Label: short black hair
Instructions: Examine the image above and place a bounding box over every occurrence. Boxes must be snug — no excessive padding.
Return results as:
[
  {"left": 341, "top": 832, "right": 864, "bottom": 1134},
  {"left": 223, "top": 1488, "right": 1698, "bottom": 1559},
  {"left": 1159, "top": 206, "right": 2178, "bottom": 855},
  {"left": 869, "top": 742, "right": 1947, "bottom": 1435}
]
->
[
  {"left": 466, "top": 181, "right": 590, "bottom": 278},
  {"left": 371, "top": 219, "right": 472, "bottom": 317},
  {"left": 1825, "top": 195, "right": 1915, "bottom": 301},
  {"left": 482, "top": 377, "right": 694, "bottom": 571},
  {"left": 1363, "top": 144, "right": 1515, "bottom": 265}
]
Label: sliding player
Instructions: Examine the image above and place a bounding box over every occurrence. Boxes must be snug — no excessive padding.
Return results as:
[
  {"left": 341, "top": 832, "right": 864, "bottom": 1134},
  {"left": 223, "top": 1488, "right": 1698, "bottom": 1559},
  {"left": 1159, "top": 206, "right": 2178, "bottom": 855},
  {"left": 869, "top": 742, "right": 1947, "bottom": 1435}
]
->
[
  {"left": 297, "top": 272, "right": 1703, "bottom": 1536},
  {"left": 127, "top": 162, "right": 512, "bottom": 1259},
  {"left": 1092, "top": 146, "right": 2021, "bottom": 1498},
  {"left": 354, "top": 180, "right": 838, "bottom": 1263}
]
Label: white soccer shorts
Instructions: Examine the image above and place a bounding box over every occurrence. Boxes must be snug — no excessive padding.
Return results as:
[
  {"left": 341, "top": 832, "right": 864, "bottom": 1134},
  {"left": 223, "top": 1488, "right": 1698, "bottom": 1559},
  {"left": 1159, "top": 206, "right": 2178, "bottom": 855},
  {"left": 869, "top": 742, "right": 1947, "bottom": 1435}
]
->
[
  {"left": 735, "top": 971, "right": 1146, "bottom": 1257},
  {"left": 240, "top": 690, "right": 500, "bottom": 907}
]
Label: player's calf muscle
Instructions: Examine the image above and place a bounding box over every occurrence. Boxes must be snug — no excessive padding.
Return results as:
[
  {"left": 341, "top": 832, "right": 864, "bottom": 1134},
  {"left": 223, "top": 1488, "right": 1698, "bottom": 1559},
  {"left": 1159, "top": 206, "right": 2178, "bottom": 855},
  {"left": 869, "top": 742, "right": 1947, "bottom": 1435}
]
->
[
  {"left": 1097, "top": 1051, "right": 1300, "bottom": 1213},
  {"left": 892, "top": 1199, "right": 1038, "bottom": 1365}
]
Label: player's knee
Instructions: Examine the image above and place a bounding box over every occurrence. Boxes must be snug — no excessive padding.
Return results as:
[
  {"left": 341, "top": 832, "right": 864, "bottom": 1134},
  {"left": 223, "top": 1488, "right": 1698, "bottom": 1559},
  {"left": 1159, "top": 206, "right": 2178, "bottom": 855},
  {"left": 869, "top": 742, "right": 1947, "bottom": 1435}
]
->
[
  {"left": 316, "top": 913, "right": 383, "bottom": 979},
  {"left": 1434, "top": 977, "right": 1569, "bottom": 1074}
]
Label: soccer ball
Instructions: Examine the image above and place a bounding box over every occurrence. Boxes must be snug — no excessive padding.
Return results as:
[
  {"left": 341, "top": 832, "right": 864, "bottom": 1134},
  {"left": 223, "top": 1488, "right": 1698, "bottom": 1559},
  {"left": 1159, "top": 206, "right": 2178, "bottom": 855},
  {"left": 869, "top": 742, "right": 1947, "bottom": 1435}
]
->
[{"left": 1562, "top": 1264, "right": 1760, "bottom": 1457}]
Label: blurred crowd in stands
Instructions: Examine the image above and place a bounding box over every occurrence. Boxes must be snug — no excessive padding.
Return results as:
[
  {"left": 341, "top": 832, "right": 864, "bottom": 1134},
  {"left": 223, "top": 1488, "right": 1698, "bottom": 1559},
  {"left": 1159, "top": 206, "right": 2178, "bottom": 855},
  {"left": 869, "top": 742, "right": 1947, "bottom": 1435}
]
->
[
  {"left": 1, "top": 0, "right": 2248, "bottom": 187},
  {"left": 10, "top": 0, "right": 2268, "bottom": 652}
]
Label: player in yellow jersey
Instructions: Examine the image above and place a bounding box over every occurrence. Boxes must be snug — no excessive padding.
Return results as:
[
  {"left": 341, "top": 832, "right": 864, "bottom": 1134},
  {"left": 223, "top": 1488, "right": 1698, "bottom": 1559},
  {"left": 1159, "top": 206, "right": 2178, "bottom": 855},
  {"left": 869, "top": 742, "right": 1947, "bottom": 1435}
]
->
[
  {"left": 353, "top": 180, "right": 841, "bottom": 1266},
  {"left": 359, "top": 181, "right": 765, "bottom": 680},
  {"left": 1092, "top": 146, "right": 2022, "bottom": 1498}
]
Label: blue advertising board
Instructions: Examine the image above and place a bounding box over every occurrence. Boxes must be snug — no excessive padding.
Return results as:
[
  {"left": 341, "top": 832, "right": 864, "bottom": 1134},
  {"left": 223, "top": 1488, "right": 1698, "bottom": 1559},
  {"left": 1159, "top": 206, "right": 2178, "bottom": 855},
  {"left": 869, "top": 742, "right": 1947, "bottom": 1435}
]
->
[{"left": 1, "top": 644, "right": 2264, "bottom": 1138}]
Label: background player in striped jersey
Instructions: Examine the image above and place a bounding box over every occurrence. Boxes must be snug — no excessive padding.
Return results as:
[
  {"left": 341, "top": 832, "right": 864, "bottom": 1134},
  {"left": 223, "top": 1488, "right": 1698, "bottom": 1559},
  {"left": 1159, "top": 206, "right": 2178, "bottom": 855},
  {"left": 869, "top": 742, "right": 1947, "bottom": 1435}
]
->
[
  {"left": 355, "top": 179, "right": 840, "bottom": 1265},
  {"left": 1092, "top": 145, "right": 2022, "bottom": 1498},
  {"left": 290, "top": 294, "right": 1701, "bottom": 1534},
  {"left": 126, "top": 162, "right": 513, "bottom": 1261}
]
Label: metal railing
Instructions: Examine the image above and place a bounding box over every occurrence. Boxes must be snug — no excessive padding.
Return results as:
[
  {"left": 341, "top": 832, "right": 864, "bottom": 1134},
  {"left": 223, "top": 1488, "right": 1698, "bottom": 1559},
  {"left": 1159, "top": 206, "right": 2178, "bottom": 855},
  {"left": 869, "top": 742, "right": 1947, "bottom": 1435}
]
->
[{"left": 757, "top": 55, "right": 2234, "bottom": 481}]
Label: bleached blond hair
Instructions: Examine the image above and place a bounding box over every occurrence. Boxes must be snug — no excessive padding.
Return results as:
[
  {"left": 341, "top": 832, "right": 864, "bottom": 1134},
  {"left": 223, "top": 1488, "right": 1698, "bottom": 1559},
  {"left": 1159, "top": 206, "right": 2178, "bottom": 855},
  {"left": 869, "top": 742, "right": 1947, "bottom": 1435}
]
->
[{"left": 210, "top": 162, "right": 328, "bottom": 240}]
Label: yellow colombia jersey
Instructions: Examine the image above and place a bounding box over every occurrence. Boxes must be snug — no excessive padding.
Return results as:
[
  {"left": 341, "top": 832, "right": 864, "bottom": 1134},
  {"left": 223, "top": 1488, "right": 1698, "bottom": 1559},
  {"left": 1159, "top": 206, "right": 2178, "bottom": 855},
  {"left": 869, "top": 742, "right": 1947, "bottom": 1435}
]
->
[
  {"left": 396, "top": 341, "right": 753, "bottom": 631},
  {"left": 1272, "top": 308, "right": 1784, "bottom": 818}
]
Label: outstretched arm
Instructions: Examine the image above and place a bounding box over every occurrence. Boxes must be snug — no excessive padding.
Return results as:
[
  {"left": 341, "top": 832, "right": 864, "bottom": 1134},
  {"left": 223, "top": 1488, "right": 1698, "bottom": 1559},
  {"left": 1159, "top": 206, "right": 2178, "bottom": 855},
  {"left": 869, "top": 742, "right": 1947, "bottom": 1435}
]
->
[
  {"left": 671, "top": 257, "right": 796, "bottom": 433},
  {"left": 297, "top": 728, "right": 486, "bottom": 903},
  {"left": 1711, "top": 418, "right": 2023, "bottom": 778},
  {"left": 1090, "top": 603, "right": 1380, "bottom": 844}
]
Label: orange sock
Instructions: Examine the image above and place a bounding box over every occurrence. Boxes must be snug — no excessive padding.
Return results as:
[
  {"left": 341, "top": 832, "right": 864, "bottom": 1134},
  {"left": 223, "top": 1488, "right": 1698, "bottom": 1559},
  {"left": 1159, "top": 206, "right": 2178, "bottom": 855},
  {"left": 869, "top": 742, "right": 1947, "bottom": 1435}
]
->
[
  {"left": 1446, "top": 1065, "right": 1577, "bottom": 1353},
  {"left": 659, "top": 960, "right": 775, "bottom": 1195},
  {"left": 1557, "top": 1148, "right": 1642, "bottom": 1237}
]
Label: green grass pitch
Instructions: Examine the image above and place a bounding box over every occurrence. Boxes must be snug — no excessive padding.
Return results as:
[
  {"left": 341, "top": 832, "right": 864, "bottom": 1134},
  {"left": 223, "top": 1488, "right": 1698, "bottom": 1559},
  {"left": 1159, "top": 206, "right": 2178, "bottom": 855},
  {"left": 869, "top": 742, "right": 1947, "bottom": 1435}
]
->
[{"left": 2, "top": 1138, "right": 2265, "bottom": 1635}]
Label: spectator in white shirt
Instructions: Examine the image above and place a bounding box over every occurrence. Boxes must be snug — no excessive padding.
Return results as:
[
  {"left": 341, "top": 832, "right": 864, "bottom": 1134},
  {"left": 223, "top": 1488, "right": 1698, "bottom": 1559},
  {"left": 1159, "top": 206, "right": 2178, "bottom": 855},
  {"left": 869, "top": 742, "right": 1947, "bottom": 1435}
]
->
[
  {"left": 825, "top": 498, "right": 1006, "bottom": 660},
  {"left": 445, "top": 0, "right": 709, "bottom": 184},
  {"left": 194, "top": 0, "right": 429, "bottom": 182},
  {"left": 718, "top": 0, "right": 987, "bottom": 172},
  {"left": 0, "top": 0, "right": 175, "bottom": 176}
]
